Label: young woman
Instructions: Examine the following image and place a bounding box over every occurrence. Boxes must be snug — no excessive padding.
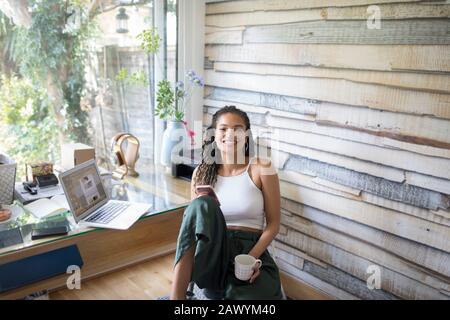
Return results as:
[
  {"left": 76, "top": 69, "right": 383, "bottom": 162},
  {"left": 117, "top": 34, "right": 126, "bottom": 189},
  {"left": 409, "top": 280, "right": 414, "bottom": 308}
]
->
[{"left": 170, "top": 106, "right": 283, "bottom": 300}]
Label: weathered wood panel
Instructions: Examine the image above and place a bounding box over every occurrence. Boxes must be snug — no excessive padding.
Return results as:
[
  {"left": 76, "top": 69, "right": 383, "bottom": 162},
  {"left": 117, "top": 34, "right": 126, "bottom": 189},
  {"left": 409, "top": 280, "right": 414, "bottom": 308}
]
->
[
  {"left": 204, "top": 57, "right": 214, "bottom": 70},
  {"left": 315, "top": 103, "right": 450, "bottom": 149},
  {"left": 281, "top": 198, "right": 450, "bottom": 278},
  {"left": 213, "top": 62, "right": 450, "bottom": 93},
  {"left": 278, "top": 224, "right": 288, "bottom": 235},
  {"left": 267, "top": 140, "right": 405, "bottom": 183},
  {"left": 204, "top": 98, "right": 316, "bottom": 122},
  {"left": 405, "top": 172, "right": 450, "bottom": 195},
  {"left": 275, "top": 258, "right": 362, "bottom": 300},
  {"left": 300, "top": 260, "right": 397, "bottom": 300},
  {"left": 205, "top": 70, "right": 450, "bottom": 119},
  {"left": 284, "top": 155, "right": 449, "bottom": 210},
  {"left": 206, "top": 86, "right": 317, "bottom": 115},
  {"left": 431, "top": 209, "right": 450, "bottom": 221},
  {"left": 311, "top": 177, "right": 362, "bottom": 196},
  {"left": 277, "top": 229, "right": 449, "bottom": 299},
  {"left": 206, "top": 0, "right": 427, "bottom": 14},
  {"left": 279, "top": 170, "right": 363, "bottom": 200},
  {"left": 272, "top": 244, "right": 305, "bottom": 270},
  {"left": 205, "top": 26, "right": 244, "bottom": 44},
  {"left": 279, "top": 169, "right": 450, "bottom": 226},
  {"left": 273, "top": 239, "right": 328, "bottom": 268},
  {"left": 203, "top": 107, "right": 266, "bottom": 128},
  {"left": 280, "top": 208, "right": 450, "bottom": 291},
  {"left": 245, "top": 20, "right": 450, "bottom": 45},
  {"left": 281, "top": 180, "right": 450, "bottom": 252},
  {"left": 261, "top": 128, "right": 450, "bottom": 180},
  {"left": 264, "top": 112, "right": 450, "bottom": 159},
  {"left": 360, "top": 191, "right": 450, "bottom": 224},
  {"left": 205, "top": 44, "right": 450, "bottom": 72},
  {"left": 207, "top": 4, "right": 450, "bottom": 27}
]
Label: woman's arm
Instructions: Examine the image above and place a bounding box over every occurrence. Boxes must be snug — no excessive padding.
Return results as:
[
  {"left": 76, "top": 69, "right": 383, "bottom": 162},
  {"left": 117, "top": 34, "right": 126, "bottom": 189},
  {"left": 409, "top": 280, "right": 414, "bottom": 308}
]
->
[{"left": 248, "top": 159, "right": 281, "bottom": 260}]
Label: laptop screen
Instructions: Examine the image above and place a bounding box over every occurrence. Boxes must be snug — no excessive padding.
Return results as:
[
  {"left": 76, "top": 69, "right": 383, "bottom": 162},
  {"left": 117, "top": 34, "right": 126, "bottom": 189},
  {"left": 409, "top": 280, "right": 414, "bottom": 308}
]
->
[{"left": 60, "top": 162, "right": 107, "bottom": 218}]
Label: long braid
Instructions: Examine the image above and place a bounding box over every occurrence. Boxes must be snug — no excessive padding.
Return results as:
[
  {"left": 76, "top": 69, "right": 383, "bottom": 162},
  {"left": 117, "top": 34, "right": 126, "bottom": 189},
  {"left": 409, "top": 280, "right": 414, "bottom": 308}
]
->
[{"left": 194, "top": 105, "right": 252, "bottom": 188}]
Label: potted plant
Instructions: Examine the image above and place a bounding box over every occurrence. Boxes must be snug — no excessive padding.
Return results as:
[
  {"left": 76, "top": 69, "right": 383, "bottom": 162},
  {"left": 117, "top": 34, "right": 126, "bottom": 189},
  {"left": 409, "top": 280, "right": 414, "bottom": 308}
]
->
[
  {"left": 156, "top": 70, "right": 204, "bottom": 166},
  {"left": 113, "top": 27, "right": 203, "bottom": 167}
]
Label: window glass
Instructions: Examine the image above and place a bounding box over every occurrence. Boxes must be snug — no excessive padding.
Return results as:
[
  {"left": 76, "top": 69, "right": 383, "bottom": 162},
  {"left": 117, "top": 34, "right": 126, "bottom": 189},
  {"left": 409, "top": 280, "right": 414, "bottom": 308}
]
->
[{"left": 0, "top": 0, "right": 176, "bottom": 179}]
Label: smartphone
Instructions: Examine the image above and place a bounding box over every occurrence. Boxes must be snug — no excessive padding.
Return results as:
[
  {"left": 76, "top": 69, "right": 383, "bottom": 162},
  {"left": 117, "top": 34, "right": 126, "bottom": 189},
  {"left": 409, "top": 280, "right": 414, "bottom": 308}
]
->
[
  {"left": 31, "top": 226, "right": 69, "bottom": 240},
  {"left": 195, "top": 185, "right": 220, "bottom": 205}
]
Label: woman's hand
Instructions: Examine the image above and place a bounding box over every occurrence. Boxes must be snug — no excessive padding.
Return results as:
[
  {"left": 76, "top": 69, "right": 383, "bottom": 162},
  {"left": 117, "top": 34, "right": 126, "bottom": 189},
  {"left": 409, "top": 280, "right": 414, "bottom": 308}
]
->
[{"left": 249, "top": 265, "right": 261, "bottom": 283}]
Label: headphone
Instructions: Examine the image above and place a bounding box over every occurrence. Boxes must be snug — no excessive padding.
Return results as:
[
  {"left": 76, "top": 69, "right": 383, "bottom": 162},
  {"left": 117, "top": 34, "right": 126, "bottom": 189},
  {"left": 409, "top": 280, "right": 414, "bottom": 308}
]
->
[{"left": 110, "top": 132, "right": 140, "bottom": 179}]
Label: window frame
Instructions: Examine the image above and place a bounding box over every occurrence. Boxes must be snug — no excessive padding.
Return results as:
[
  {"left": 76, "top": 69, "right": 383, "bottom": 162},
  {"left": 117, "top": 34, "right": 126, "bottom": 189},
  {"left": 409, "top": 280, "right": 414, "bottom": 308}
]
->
[{"left": 153, "top": 0, "right": 205, "bottom": 164}]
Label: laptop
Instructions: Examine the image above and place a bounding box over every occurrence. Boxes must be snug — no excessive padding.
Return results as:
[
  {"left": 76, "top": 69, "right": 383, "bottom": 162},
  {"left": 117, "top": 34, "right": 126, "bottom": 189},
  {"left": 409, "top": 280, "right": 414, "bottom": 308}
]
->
[{"left": 59, "top": 159, "right": 151, "bottom": 230}]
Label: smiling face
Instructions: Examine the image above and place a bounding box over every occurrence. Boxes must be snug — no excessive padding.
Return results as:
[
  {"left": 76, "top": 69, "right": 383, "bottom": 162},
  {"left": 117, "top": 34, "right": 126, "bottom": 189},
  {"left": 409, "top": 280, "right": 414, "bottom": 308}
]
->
[{"left": 214, "top": 112, "right": 248, "bottom": 161}]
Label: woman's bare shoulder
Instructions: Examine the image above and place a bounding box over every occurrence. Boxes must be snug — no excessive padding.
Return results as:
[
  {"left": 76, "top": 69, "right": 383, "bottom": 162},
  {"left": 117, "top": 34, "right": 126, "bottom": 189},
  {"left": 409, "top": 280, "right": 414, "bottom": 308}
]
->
[
  {"left": 252, "top": 157, "right": 277, "bottom": 176},
  {"left": 253, "top": 156, "right": 271, "bottom": 166}
]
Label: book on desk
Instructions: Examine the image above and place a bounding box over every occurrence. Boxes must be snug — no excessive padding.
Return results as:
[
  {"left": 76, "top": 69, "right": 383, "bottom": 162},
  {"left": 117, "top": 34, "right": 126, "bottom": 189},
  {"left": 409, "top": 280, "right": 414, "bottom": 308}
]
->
[
  {"left": 14, "top": 183, "right": 70, "bottom": 219},
  {"left": 23, "top": 194, "right": 70, "bottom": 219}
]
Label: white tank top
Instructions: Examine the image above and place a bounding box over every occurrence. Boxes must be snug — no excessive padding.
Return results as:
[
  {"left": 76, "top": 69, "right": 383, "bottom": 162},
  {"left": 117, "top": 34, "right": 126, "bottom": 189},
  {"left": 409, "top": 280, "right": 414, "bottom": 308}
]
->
[{"left": 213, "top": 158, "right": 265, "bottom": 230}]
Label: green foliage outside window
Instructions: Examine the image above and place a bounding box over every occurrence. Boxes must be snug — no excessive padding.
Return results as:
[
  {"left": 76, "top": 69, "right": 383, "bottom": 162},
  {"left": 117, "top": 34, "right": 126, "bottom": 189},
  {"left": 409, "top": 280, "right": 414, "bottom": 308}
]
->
[
  {"left": 115, "top": 68, "right": 149, "bottom": 86},
  {"left": 0, "top": 0, "right": 96, "bottom": 176},
  {"left": 0, "top": 75, "right": 59, "bottom": 178},
  {"left": 115, "top": 27, "right": 160, "bottom": 86},
  {"left": 137, "top": 28, "right": 161, "bottom": 55}
]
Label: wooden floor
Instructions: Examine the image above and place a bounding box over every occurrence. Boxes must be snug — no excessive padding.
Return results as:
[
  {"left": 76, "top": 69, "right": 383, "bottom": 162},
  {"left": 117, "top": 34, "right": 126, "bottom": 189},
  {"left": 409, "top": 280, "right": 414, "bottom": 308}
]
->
[
  {"left": 50, "top": 253, "right": 176, "bottom": 300},
  {"left": 49, "top": 252, "right": 328, "bottom": 300}
]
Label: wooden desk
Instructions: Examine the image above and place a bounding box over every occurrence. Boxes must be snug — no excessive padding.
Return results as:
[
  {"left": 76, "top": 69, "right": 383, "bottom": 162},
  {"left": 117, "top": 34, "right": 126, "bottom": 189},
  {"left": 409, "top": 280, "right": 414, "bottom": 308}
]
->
[{"left": 0, "top": 164, "right": 190, "bottom": 300}]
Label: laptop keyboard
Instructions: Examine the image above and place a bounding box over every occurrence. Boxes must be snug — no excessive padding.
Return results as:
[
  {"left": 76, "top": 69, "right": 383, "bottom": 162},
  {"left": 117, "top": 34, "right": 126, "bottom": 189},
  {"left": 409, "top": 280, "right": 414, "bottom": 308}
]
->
[{"left": 86, "top": 202, "right": 131, "bottom": 224}]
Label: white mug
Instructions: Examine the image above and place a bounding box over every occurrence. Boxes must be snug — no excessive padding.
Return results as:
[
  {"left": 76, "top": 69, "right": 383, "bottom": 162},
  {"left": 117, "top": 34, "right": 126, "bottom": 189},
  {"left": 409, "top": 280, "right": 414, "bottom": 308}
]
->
[{"left": 234, "top": 254, "right": 262, "bottom": 281}]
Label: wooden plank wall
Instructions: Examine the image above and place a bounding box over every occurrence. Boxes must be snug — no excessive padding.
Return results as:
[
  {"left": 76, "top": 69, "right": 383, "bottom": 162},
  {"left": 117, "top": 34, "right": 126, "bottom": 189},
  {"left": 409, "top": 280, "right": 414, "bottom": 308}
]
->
[{"left": 203, "top": 0, "right": 450, "bottom": 300}]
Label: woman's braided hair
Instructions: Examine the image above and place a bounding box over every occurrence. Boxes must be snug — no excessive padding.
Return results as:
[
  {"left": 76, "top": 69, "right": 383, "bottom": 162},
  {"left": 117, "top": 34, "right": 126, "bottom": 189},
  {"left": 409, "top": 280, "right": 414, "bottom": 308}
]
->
[{"left": 194, "top": 105, "right": 253, "bottom": 188}]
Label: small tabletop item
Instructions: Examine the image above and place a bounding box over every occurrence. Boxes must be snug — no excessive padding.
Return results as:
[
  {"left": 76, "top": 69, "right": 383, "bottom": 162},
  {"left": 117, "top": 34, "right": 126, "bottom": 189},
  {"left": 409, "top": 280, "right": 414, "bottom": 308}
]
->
[
  {"left": 110, "top": 133, "right": 140, "bottom": 179},
  {"left": 0, "top": 204, "right": 11, "bottom": 222},
  {"left": 23, "top": 181, "right": 38, "bottom": 195},
  {"left": 0, "top": 227, "right": 23, "bottom": 249},
  {"left": 31, "top": 225, "right": 69, "bottom": 240},
  {"left": 26, "top": 161, "right": 53, "bottom": 183},
  {"left": 36, "top": 173, "right": 59, "bottom": 188},
  {"left": 0, "top": 204, "right": 23, "bottom": 224}
]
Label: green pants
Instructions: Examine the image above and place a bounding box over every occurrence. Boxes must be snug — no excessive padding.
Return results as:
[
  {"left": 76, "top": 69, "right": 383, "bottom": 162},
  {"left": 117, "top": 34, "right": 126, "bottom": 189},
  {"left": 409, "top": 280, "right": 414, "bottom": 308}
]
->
[{"left": 174, "top": 196, "right": 283, "bottom": 300}]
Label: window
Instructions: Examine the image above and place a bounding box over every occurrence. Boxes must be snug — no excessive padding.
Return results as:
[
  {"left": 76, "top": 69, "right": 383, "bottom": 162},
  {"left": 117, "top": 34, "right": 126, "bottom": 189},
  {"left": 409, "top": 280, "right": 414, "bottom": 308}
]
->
[{"left": 0, "top": 0, "right": 177, "bottom": 179}]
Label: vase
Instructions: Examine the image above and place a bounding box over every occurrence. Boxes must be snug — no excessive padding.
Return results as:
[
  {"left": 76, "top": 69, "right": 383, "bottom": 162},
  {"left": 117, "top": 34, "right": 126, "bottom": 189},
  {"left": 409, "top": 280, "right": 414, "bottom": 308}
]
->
[{"left": 160, "top": 120, "right": 186, "bottom": 167}]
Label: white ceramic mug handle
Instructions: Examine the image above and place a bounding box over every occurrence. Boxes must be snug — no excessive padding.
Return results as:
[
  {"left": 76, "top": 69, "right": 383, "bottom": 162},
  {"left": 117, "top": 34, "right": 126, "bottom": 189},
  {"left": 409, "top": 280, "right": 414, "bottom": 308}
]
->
[{"left": 254, "top": 259, "right": 262, "bottom": 269}]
